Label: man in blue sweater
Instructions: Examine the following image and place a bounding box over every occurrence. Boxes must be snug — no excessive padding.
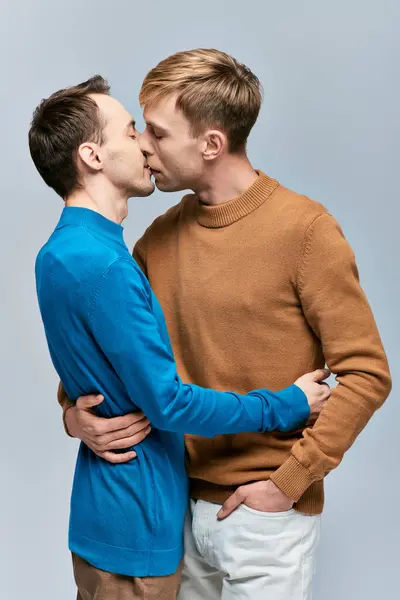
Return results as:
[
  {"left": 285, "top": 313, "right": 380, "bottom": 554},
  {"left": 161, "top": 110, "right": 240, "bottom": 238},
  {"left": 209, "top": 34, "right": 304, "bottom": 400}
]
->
[{"left": 30, "top": 76, "right": 330, "bottom": 600}]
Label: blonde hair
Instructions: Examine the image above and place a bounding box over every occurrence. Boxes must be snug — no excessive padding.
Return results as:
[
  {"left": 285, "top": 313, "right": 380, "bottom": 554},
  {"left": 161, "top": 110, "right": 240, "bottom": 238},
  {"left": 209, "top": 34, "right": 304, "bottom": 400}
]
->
[{"left": 139, "top": 48, "right": 263, "bottom": 152}]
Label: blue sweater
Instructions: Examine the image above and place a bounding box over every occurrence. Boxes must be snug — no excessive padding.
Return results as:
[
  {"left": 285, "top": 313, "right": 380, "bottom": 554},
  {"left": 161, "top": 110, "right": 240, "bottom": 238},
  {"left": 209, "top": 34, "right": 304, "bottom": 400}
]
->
[{"left": 35, "top": 207, "right": 309, "bottom": 577}]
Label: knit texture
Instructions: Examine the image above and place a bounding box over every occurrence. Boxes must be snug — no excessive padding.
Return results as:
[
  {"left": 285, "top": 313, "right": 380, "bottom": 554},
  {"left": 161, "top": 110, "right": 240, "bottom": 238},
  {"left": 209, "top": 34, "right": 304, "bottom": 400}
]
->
[
  {"left": 131, "top": 171, "right": 392, "bottom": 514},
  {"left": 45, "top": 206, "right": 310, "bottom": 577}
]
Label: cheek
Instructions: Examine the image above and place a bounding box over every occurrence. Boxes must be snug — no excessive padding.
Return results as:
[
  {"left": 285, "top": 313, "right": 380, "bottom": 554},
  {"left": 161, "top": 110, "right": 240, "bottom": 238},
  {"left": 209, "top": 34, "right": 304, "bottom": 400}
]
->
[
  {"left": 128, "top": 144, "right": 144, "bottom": 169},
  {"left": 168, "top": 144, "right": 199, "bottom": 174},
  {"left": 156, "top": 142, "right": 175, "bottom": 164}
]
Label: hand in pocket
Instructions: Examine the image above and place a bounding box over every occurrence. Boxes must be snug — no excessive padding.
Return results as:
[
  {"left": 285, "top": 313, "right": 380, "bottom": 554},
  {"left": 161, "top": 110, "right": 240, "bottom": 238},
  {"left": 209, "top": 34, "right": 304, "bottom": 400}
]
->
[{"left": 217, "top": 480, "right": 294, "bottom": 519}]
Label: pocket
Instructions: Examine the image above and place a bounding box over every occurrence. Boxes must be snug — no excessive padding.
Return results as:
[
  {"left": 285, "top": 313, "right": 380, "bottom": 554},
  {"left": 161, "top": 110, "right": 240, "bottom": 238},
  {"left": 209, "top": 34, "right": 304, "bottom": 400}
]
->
[{"left": 239, "top": 504, "right": 295, "bottom": 518}]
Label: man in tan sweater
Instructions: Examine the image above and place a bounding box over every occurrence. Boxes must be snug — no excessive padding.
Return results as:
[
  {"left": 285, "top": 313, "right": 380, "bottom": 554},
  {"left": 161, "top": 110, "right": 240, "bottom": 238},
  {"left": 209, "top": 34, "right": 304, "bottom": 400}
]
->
[{"left": 60, "top": 49, "right": 392, "bottom": 599}]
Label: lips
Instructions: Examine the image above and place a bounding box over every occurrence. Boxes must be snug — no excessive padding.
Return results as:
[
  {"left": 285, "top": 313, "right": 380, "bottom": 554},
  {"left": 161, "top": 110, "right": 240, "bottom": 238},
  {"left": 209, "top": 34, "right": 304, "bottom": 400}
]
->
[{"left": 147, "top": 165, "right": 160, "bottom": 175}]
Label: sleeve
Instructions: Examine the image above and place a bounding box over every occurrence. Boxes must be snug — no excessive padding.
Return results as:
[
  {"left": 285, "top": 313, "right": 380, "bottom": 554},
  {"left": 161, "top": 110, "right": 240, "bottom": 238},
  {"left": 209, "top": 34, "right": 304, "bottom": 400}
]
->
[
  {"left": 90, "top": 258, "right": 310, "bottom": 437},
  {"left": 270, "top": 213, "right": 392, "bottom": 501}
]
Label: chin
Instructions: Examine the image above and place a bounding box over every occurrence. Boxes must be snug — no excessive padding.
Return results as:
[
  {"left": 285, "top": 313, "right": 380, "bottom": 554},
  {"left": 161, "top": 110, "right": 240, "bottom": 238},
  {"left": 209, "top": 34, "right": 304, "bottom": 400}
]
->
[
  {"left": 155, "top": 179, "right": 187, "bottom": 193},
  {"left": 129, "top": 181, "right": 155, "bottom": 198}
]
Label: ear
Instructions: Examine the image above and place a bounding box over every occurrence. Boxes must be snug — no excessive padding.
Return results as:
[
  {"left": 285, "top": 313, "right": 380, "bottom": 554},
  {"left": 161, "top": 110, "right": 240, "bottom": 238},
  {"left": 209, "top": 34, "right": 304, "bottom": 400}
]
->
[
  {"left": 77, "top": 142, "right": 104, "bottom": 172},
  {"left": 202, "top": 129, "right": 227, "bottom": 161}
]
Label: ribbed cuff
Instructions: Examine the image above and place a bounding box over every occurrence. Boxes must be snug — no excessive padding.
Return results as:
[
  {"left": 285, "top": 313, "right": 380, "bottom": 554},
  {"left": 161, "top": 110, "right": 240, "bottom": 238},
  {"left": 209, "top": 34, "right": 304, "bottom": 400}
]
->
[{"left": 270, "top": 455, "right": 316, "bottom": 502}]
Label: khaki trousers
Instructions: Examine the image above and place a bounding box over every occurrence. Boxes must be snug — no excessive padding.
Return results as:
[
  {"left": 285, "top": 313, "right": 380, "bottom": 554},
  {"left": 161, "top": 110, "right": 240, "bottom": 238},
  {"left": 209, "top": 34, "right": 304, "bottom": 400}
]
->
[{"left": 72, "top": 553, "right": 182, "bottom": 600}]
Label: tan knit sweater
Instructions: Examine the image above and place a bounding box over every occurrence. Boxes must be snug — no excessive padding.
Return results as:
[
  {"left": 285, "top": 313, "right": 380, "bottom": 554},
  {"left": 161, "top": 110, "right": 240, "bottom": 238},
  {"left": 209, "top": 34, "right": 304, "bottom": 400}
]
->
[{"left": 59, "top": 172, "right": 391, "bottom": 514}]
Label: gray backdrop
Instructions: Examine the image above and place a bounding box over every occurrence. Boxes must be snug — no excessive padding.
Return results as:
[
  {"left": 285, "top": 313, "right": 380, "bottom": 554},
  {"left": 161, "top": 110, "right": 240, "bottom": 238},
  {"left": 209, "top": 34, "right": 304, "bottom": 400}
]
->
[{"left": 1, "top": 1, "right": 398, "bottom": 598}]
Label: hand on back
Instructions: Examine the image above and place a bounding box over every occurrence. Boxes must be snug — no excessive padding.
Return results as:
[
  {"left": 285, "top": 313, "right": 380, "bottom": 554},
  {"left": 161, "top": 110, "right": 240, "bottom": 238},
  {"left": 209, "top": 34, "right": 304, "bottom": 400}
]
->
[
  {"left": 65, "top": 394, "right": 151, "bottom": 464},
  {"left": 66, "top": 368, "right": 330, "bottom": 463}
]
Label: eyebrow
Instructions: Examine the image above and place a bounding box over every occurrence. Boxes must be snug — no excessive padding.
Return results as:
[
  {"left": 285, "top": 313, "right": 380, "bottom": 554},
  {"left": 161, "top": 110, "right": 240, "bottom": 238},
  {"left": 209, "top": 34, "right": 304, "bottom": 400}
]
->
[{"left": 146, "top": 120, "right": 167, "bottom": 134}]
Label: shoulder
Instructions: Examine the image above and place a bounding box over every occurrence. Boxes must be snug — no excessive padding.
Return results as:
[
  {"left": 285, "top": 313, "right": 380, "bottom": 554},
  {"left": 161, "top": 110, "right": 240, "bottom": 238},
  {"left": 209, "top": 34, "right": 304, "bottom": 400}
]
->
[
  {"left": 270, "top": 186, "right": 356, "bottom": 284},
  {"left": 260, "top": 181, "right": 339, "bottom": 252},
  {"left": 275, "top": 187, "right": 348, "bottom": 247},
  {"left": 273, "top": 184, "right": 329, "bottom": 228},
  {"left": 96, "top": 256, "right": 148, "bottom": 291},
  {"left": 36, "top": 225, "right": 134, "bottom": 287},
  {"left": 88, "top": 257, "right": 150, "bottom": 316}
]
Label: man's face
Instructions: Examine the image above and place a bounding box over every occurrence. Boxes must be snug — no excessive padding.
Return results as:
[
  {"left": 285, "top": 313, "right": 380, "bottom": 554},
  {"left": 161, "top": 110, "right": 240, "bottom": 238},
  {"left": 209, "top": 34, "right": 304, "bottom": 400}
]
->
[
  {"left": 139, "top": 95, "right": 205, "bottom": 193},
  {"left": 91, "top": 94, "right": 154, "bottom": 198}
]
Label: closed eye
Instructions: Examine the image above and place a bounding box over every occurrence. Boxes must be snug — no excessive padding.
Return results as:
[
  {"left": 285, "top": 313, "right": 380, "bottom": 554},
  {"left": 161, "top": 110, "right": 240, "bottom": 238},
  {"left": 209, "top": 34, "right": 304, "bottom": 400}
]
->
[
  {"left": 129, "top": 127, "right": 140, "bottom": 140},
  {"left": 146, "top": 124, "right": 164, "bottom": 140}
]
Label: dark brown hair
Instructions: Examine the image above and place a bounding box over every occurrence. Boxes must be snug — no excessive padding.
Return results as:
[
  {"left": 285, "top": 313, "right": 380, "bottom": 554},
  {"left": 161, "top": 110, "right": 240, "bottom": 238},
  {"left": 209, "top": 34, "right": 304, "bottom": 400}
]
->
[
  {"left": 29, "top": 75, "right": 110, "bottom": 198},
  {"left": 139, "top": 49, "right": 263, "bottom": 153}
]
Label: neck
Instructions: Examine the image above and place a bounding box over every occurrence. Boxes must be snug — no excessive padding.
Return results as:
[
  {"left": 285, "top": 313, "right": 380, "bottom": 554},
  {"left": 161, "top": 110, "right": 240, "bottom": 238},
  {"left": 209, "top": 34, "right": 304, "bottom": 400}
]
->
[
  {"left": 65, "top": 178, "right": 129, "bottom": 225},
  {"left": 194, "top": 154, "right": 258, "bottom": 206}
]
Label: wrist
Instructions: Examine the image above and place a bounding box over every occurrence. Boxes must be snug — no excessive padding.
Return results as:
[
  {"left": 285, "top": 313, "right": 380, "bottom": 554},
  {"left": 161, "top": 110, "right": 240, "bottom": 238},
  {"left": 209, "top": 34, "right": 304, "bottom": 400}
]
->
[
  {"left": 270, "top": 455, "right": 315, "bottom": 502},
  {"left": 267, "top": 479, "right": 293, "bottom": 502},
  {"left": 63, "top": 405, "right": 76, "bottom": 438}
]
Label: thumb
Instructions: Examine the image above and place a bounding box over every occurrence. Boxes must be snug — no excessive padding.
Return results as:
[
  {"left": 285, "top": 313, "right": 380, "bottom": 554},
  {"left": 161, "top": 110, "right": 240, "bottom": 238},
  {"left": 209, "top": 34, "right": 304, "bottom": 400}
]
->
[
  {"left": 217, "top": 488, "right": 245, "bottom": 520},
  {"left": 76, "top": 394, "right": 104, "bottom": 410},
  {"left": 310, "top": 368, "right": 330, "bottom": 383}
]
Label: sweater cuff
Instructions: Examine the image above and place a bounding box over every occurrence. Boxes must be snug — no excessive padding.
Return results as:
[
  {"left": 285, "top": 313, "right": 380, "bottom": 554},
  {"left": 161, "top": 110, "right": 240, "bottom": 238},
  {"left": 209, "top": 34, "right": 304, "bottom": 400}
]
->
[{"left": 270, "top": 455, "right": 317, "bottom": 502}]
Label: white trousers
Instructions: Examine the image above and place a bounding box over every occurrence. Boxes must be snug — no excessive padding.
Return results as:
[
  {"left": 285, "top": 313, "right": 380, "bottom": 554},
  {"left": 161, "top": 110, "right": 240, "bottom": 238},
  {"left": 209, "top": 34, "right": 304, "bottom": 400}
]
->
[{"left": 178, "top": 499, "right": 321, "bottom": 600}]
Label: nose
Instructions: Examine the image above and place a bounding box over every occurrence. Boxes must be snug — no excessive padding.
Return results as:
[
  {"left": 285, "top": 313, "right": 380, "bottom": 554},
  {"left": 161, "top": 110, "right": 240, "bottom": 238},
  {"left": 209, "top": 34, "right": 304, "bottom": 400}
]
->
[{"left": 139, "top": 129, "right": 152, "bottom": 156}]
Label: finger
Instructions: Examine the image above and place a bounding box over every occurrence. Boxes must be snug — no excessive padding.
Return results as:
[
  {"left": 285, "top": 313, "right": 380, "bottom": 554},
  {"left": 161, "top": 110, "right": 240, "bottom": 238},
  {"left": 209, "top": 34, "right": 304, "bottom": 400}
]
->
[
  {"left": 94, "top": 413, "right": 148, "bottom": 436},
  {"left": 217, "top": 488, "right": 246, "bottom": 520},
  {"left": 103, "top": 426, "right": 152, "bottom": 451},
  {"left": 99, "top": 450, "right": 137, "bottom": 464},
  {"left": 119, "top": 411, "right": 146, "bottom": 425},
  {"left": 95, "top": 422, "right": 151, "bottom": 451},
  {"left": 310, "top": 368, "right": 331, "bottom": 382},
  {"left": 84, "top": 413, "right": 147, "bottom": 437},
  {"left": 319, "top": 382, "right": 331, "bottom": 397},
  {"left": 76, "top": 394, "right": 105, "bottom": 409},
  {"left": 97, "top": 418, "right": 151, "bottom": 445}
]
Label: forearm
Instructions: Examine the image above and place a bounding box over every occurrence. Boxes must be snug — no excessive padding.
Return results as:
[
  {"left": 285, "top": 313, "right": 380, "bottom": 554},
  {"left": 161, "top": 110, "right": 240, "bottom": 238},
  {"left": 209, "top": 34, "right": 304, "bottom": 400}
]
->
[
  {"left": 57, "top": 381, "right": 75, "bottom": 437},
  {"left": 271, "top": 212, "right": 392, "bottom": 500},
  {"left": 147, "top": 380, "right": 308, "bottom": 436},
  {"left": 270, "top": 366, "right": 391, "bottom": 500}
]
